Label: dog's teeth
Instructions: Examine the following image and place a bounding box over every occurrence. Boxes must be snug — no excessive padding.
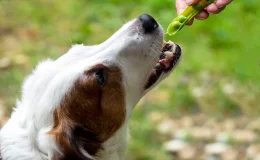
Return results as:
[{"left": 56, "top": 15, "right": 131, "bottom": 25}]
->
[
  {"left": 168, "top": 40, "right": 174, "bottom": 46},
  {"left": 171, "top": 44, "right": 177, "bottom": 53},
  {"left": 163, "top": 40, "right": 167, "bottom": 47},
  {"left": 164, "top": 51, "right": 173, "bottom": 58}
]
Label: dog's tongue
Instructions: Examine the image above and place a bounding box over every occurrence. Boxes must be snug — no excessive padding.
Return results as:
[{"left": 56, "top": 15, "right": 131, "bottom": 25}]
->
[
  {"left": 159, "top": 55, "right": 173, "bottom": 68},
  {"left": 160, "top": 40, "right": 176, "bottom": 70}
]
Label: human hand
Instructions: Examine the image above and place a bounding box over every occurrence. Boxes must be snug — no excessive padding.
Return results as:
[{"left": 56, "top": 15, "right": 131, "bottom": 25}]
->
[{"left": 176, "top": 0, "right": 232, "bottom": 25}]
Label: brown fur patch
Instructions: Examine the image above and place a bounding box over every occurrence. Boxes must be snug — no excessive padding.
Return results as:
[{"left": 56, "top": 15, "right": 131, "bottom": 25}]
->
[{"left": 49, "top": 64, "right": 126, "bottom": 160}]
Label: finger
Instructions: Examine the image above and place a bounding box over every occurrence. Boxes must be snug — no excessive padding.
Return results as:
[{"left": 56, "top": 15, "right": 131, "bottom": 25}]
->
[
  {"left": 215, "top": 6, "right": 226, "bottom": 14},
  {"left": 195, "top": 10, "right": 209, "bottom": 20},
  {"left": 185, "top": 0, "right": 200, "bottom": 6},
  {"left": 215, "top": 0, "right": 232, "bottom": 8},
  {"left": 206, "top": 3, "right": 220, "bottom": 14},
  {"left": 176, "top": 0, "right": 188, "bottom": 15},
  {"left": 186, "top": 18, "right": 194, "bottom": 26}
]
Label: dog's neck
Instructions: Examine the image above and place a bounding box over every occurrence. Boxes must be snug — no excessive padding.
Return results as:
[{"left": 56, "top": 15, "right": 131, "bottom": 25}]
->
[
  {"left": 0, "top": 106, "right": 48, "bottom": 160},
  {"left": 0, "top": 105, "right": 129, "bottom": 160}
]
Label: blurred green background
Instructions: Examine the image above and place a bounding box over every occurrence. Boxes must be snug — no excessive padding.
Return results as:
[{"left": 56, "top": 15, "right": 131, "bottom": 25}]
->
[{"left": 0, "top": 0, "right": 260, "bottom": 160}]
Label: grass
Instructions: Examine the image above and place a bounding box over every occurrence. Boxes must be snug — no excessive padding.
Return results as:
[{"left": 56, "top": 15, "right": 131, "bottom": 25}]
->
[{"left": 0, "top": 0, "right": 260, "bottom": 159}]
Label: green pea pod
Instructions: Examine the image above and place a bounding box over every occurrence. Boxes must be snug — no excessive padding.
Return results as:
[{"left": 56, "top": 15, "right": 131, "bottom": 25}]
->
[{"left": 167, "top": 0, "right": 215, "bottom": 36}]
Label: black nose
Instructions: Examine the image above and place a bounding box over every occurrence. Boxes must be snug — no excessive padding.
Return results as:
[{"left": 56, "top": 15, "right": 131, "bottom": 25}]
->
[{"left": 138, "top": 14, "right": 158, "bottom": 33}]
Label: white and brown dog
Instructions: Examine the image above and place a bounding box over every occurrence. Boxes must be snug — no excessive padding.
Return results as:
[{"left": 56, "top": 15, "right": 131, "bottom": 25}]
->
[{"left": 0, "top": 14, "right": 181, "bottom": 160}]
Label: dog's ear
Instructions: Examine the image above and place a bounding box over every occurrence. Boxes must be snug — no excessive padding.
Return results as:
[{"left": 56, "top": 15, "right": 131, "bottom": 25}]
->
[
  {"left": 51, "top": 123, "right": 101, "bottom": 160},
  {"left": 68, "top": 124, "right": 102, "bottom": 159}
]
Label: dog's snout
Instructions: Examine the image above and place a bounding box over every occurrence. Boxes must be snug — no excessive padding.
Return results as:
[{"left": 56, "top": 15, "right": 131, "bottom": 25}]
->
[{"left": 138, "top": 14, "right": 158, "bottom": 33}]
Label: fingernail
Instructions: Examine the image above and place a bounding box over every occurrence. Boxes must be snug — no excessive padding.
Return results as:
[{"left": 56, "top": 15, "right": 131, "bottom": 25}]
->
[
  {"left": 217, "top": 5, "right": 225, "bottom": 9},
  {"left": 197, "top": 17, "right": 207, "bottom": 20},
  {"left": 186, "top": 0, "right": 194, "bottom": 5}
]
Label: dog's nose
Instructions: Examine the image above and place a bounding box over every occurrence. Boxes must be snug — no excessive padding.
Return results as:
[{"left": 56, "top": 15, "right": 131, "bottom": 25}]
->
[{"left": 138, "top": 14, "right": 158, "bottom": 33}]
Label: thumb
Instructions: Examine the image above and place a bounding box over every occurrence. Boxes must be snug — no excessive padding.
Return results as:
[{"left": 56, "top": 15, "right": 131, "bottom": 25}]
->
[
  {"left": 185, "top": 0, "right": 201, "bottom": 6},
  {"left": 176, "top": 0, "right": 187, "bottom": 15}
]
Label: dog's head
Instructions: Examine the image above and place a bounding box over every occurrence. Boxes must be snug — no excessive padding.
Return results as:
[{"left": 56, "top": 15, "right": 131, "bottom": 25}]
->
[{"left": 21, "top": 14, "right": 181, "bottom": 159}]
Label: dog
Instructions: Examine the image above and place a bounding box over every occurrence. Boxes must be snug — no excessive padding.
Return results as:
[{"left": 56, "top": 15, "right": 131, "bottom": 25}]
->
[{"left": 0, "top": 14, "right": 181, "bottom": 160}]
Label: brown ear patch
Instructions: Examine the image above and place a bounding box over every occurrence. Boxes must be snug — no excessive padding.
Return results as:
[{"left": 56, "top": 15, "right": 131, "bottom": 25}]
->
[{"left": 49, "top": 65, "right": 126, "bottom": 160}]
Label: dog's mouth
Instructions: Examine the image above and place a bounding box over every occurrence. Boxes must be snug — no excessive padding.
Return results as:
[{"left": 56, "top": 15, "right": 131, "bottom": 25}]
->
[{"left": 144, "top": 41, "right": 182, "bottom": 89}]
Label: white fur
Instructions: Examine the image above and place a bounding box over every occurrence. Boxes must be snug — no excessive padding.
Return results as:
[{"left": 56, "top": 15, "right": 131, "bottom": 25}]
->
[{"left": 0, "top": 17, "right": 177, "bottom": 160}]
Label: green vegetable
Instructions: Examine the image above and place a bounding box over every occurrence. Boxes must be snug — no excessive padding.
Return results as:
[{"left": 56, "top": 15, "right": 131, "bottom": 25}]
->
[
  {"left": 177, "top": 15, "right": 187, "bottom": 23},
  {"left": 167, "top": 0, "right": 215, "bottom": 36}
]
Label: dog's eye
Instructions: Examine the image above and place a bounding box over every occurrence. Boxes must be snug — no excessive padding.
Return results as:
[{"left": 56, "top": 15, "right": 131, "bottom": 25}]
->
[{"left": 95, "top": 70, "right": 105, "bottom": 87}]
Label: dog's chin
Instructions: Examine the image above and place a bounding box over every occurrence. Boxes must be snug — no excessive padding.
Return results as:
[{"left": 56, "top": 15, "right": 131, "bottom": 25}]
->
[{"left": 144, "top": 41, "right": 182, "bottom": 89}]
